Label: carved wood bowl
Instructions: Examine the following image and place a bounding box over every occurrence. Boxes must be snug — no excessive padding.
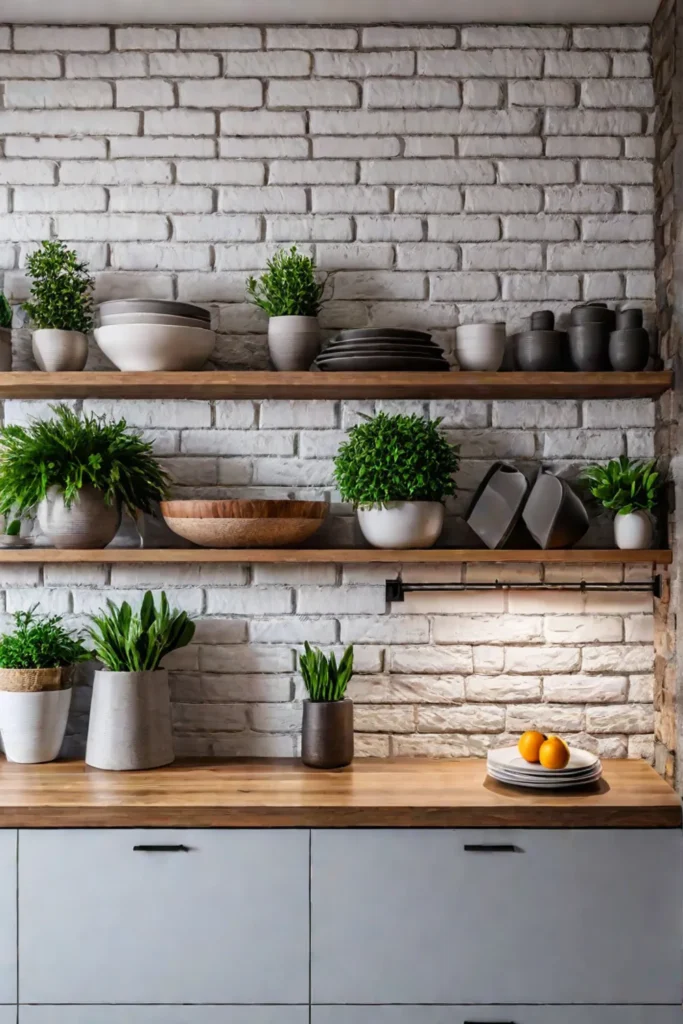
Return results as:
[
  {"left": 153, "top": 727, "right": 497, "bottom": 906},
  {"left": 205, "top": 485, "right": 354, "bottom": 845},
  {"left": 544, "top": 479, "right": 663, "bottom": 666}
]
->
[{"left": 159, "top": 499, "right": 329, "bottom": 548}]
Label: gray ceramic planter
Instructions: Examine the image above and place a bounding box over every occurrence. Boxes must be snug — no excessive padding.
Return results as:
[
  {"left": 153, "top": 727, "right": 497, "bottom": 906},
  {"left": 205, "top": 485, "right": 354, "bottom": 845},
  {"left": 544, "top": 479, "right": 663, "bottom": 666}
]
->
[
  {"left": 37, "top": 485, "right": 121, "bottom": 549},
  {"left": 302, "top": 699, "right": 353, "bottom": 770},
  {"left": 85, "top": 669, "right": 174, "bottom": 771}
]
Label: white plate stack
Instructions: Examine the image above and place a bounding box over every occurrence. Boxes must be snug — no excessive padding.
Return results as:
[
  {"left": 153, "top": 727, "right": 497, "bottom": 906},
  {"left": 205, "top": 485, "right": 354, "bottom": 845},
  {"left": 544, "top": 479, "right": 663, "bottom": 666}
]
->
[{"left": 487, "top": 745, "right": 602, "bottom": 789}]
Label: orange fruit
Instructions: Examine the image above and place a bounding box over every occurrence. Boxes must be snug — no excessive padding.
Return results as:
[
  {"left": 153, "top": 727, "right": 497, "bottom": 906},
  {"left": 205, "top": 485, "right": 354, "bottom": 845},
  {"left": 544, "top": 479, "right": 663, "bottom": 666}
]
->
[
  {"left": 539, "top": 735, "right": 570, "bottom": 770},
  {"left": 517, "top": 730, "right": 547, "bottom": 763}
]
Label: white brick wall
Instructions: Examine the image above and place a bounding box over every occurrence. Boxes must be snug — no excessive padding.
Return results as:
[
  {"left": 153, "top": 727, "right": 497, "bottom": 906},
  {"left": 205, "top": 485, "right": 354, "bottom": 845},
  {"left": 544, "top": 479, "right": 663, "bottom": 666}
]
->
[{"left": 0, "top": 22, "right": 657, "bottom": 761}]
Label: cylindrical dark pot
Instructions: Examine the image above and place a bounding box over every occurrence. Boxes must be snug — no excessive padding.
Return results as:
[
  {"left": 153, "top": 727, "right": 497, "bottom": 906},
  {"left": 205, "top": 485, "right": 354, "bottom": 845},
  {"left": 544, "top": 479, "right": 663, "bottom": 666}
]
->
[
  {"left": 302, "top": 699, "right": 354, "bottom": 769},
  {"left": 571, "top": 303, "right": 616, "bottom": 332},
  {"left": 568, "top": 323, "right": 610, "bottom": 371},
  {"left": 616, "top": 307, "right": 643, "bottom": 330},
  {"left": 516, "top": 330, "right": 567, "bottom": 371},
  {"left": 530, "top": 310, "right": 554, "bottom": 331},
  {"left": 609, "top": 328, "right": 650, "bottom": 371}
]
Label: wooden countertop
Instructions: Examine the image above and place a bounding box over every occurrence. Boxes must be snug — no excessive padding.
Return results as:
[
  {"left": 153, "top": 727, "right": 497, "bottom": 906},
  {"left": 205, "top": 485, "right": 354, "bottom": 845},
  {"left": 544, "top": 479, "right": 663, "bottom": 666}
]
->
[{"left": 0, "top": 757, "right": 678, "bottom": 829}]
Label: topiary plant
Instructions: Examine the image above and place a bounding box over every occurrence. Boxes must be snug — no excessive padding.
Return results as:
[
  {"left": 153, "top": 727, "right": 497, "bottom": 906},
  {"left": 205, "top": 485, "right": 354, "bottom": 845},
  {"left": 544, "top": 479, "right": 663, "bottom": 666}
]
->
[
  {"left": 580, "top": 457, "right": 661, "bottom": 515},
  {"left": 88, "top": 591, "right": 196, "bottom": 672},
  {"left": 0, "top": 403, "right": 170, "bottom": 520},
  {"left": 22, "top": 239, "right": 94, "bottom": 333},
  {"left": 0, "top": 294, "right": 12, "bottom": 330},
  {"left": 246, "top": 246, "right": 325, "bottom": 318},
  {"left": 333, "top": 412, "right": 460, "bottom": 508},
  {"left": 0, "top": 608, "right": 89, "bottom": 669},
  {"left": 299, "top": 642, "right": 354, "bottom": 702}
]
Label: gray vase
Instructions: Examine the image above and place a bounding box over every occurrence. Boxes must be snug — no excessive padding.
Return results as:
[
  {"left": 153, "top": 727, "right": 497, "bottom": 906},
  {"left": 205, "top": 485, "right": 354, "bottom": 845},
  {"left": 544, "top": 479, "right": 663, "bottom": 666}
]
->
[
  {"left": 85, "top": 669, "right": 174, "bottom": 771},
  {"left": 302, "top": 699, "right": 353, "bottom": 769},
  {"left": 37, "top": 485, "right": 121, "bottom": 549}
]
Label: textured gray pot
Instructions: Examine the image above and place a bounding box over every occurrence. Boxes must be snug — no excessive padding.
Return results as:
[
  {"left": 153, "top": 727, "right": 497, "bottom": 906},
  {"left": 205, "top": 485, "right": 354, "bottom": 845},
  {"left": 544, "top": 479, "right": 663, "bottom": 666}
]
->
[
  {"left": 37, "top": 485, "right": 121, "bottom": 549},
  {"left": 268, "top": 316, "right": 320, "bottom": 370},
  {"left": 302, "top": 699, "right": 354, "bottom": 770},
  {"left": 85, "top": 669, "right": 174, "bottom": 771}
]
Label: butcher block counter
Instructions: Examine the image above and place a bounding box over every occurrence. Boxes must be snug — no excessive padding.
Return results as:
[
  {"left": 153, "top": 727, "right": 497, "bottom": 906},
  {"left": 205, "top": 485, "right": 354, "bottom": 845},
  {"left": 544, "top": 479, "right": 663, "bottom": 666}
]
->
[{"left": 0, "top": 755, "right": 678, "bottom": 828}]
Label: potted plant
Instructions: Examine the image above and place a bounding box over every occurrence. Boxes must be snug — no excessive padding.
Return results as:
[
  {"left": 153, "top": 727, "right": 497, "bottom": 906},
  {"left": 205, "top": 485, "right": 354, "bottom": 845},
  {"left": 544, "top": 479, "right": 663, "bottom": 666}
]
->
[
  {"left": 22, "top": 239, "right": 94, "bottom": 372},
  {"left": 299, "top": 642, "right": 354, "bottom": 769},
  {"left": 86, "top": 591, "right": 195, "bottom": 771},
  {"left": 581, "top": 456, "right": 662, "bottom": 550},
  {"left": 0, "top": 403, "right": 170, "bottom": 549},
  {"left": 0, "top": 292, "right": 11, "bottom": 371},
  {"left": 247, "top": 245, "right": 325, "bottom": 370},
  {"left": 0, "top": 608, "right": 89, "bottom": 763},
  {"left": 334, "top": 412, "right": 460, "bottom": 549}
]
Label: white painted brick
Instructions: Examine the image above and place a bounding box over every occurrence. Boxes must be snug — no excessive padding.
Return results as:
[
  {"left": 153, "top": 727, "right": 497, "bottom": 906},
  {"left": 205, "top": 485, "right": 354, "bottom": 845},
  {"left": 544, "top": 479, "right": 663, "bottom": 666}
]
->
[
  {"left": 83, "top": 399, "right": 210, "bottom": 428},
  {"left": 467, "top": 675, "right": 542, "bottom": 701},
  {"left": 499, "top": 160, "right": 575, "bottom": 185},
  {"left": 584, "top": 272, "right": 624, "bottom": 300},
  {"left": 460, "top": 136, "right": 542, "bottom": 157},
  {"left": 249, "top": 616, "right": 335, "bottom": 643},
  {"left": 546, "top": 110, "right": 643, "bottom": 135},
  {"left": 0, "top": 215, "right": 54, "bottom": 241},
  {"left": 0, "top": 160, "right": 55, "bottom": 185},
  {"left": 404, "top": 137, "right": 456, "bottom": 157},
  {"left": 428, "top": 215, "right": 499, "bottom": 242},
  {"left": 546, "top": 136, "right": 622, "bottom": 158},
  {"left": 463, "top": 81, "right": 502, "bottom": 108},
  {"left": 110, "top": 137, "right": 215, "bottom": 158},
  {"left": 355, "top": 706, "right": 415, "bottom": 733},
  {"left": 363, "top": 159, "right": 492, "bottom": 185},
  {"left": 505, "top": 647, "right": 581, "bottom": 673},
  {"left": 252, "top": 458, "right": 333, "bottom": 486},
  {"left": 269, "top": 80, "right": 359, "bottom": 108},
  {"left": 5, "top": 80, "right": 112, "bottom": 108},
  {"left": 14, "top": 26, "right": 110, "bottom": 50},
  {"left": 0, "top": 27, "right": 10, "bottom": 49},
  {"left": 625, "top": 272, "right": 655, "bottom": 299},
  {"left": 465, "top": 186, "right": 541, "bottom": 213},
  {"left": 362, "top": 26, "right": 456, "bottom": 47},
  {"left": 503, "top": 214, "right": 577, "bottom": 241},
  {"left": 340, "top": 616, "right": 429, "bottom": 645},
  {"left": 259, "top": 401, "right": 337, "bottom": 428},
  {"left": 313, "top": 136, "right": 400, "bottom": 158},
  {"left": 623, "top": 186, "right": 654, "bottom": 212},
  {"left": 116, "top": 27, "right": 176, "bottom": 49},
  {"left": 0, "top": 54, "right": 61, "bottom": 77},
  {"left": 200, "top": 645, "right": 294, "bottom": 674},
  {"left": 396, "top": 187, "right": 463, "bottom": 214},
  {"left": 316, "top": 50, "right": 414, "bottom": 76},
  {"left": 493, "top": 400, "right": 578, "bottom": 428},
  {"left": 267, "top": 216, "right": 353, "bottom": 242},
  {"left": 355, "top": 216, "right": 422, "bottom": 242},
  {"left": 110, "top": 187, "right": 212, "bottom": 214},
  {"left": 548, "top": 242, "right": 653, "bottom": 271},
  {"left": 509, "top": 80, "right": 576, "bottom": 106},
  {"left": 44, "top": 565, "right": 108, "bottom": 587},
  {"left": 429, "top": 400, "right": 488, "bottom": 427},
  {"left": 149, "top": 52, "right": 219, "bottom": 76},
  {"left": 419, "top": 48, "right": 542, "bottom": 77},
  {"left": 586, "top": 705, "right": 654, "bottom": 734},
  {"left": 317, "top": 243, "right": 394, "bottom": 270},
  {"left": 394, "top": 735, "right": 469, "bottom": 756},
  {"left": 433, "top": 615, "right": 543, "bottom": 643},
  {"left": 177, "top": 160, "right": 264, "bottom": 185},
  {"left": 297, "top": 586, "right": 385, "bottom": 615},
  {"left": 220, "top": 186, "right": 306, "bottom": 213},
  {"left": 543, "top": 428, "right": 624, "bottom": 458},
  {"left": 389, "top": 646, "right": 473, "bottom": 674},
  {"left": 180, "top": 27, "right": 261, "bottom": 49},
  {"left": 462, "top": 242, "right": 542, "bottom": 270},
  {"left": 309, "top": 109, "right": 536, "bottom": 136},
  {"left": 544, "top": 615, "right": 623, "bottom": 643},
  {"left": 582, "top": 214, "right": 653, "bottom": 241},
  {"left": 628, "top": 674, "right": 654, "bottom": 702},
  {"left": 430, "top": 272, "right": 498, "bottom": 301},
  {"left": 582, "top": 159, "right": 652, "bottom": 184},
  {"left": 397, "top": 244, "right": 459, "bottom": 271},
  {"left": 582, "top": 645, "right": 653, "bottom": 673},
  {"left": 116, "top": 80, "right": 174, "bottom": 108},
  {"left": 351, "top": 675, "right": 464, "bottom": 705},
  {"left": 179, "top": 79, "right": 262, "bottom": 108},
  {"left": 61, "top": 160, "right": 171, "bottom": 185},
  {"left": 417, "top": 705, "right": 505, "bottom": 733},
  {"left": 545, "top": 185, "right": 616, "bottom": 213},
  {"left": 312, "top": 186, "right": 390, "bottom": 214},
  {"left": 583, "top": 399, "right": 654, "bottom": 428},
  {"left": 573, "top": 26, "right": 650, "bottom": 49},
  {"left": 0, "top": 110, "right": 139, "bottom": 135},
  {"left": 502, "top": 273, "right": 580, "bottom": 301},
  {"left": 507, "top": 704, "right": 585, "bottom": 733},
  {"left": 66, "top": 53, "right": 146, "bottom": 77},
  {"left": 265, "top": 26, "right": 355, "bottom": 47},
  {"left": 56, "top": 214, "right": 168, "bottom": 242},
  {"left": 181, "top": 429, "right": 294, "bottom": 456},
  {"left": 174, "top": 215, "right": 260, "bottom": 242},
  {"left": 269, "top": 161, "right": 355, "bottom": 185},
  {"left": 626, "top": 430, "right": 655, "bottom": 458},
  {"left": 545, "top": 50, "right": 610, "bottom": 77},
  {"left": 14, "top": 187, "right": 105, "bottom": 213},
  {"left": 582, "top": 79, "right": 654, "bottom": 108},
  {"left": 6, "top": 589, "right": 68, "bottom": 615},
  {"left": 225, "top": 50, "right": 310, "bottom": 76},
  {"left": 614, "top": 52, "right": 651, "bottom": 77},
  {"left": 333, "top": 271, "right": 425, "bottom": 301},
  {"left": 222, "top": 137, "right": 308, "bottom": 159},
  {"left": 367, "top": 79, "right": 461, "bottom": 109},
  {"left": 213, "top": 401, "right": 256, "bottom": 429},
  {"left": 145, "top": 109, "right": 216, "bottom": 135},
  {"left": 0, "top": 566, "right": 40, "bottom": 587},
  {"left": 465, "top": 26, "right": 568, "bottom": 47},
  {"left": 221, "top": 110, "right": 306, "bottom": 136},
  {"left": 625, "top": 137, "right": 656, "bottom": 158},
  {"left": 544, "top": 674, "right": 628, "bottom": 703},
  {"left": 205, "top": 588, "right": 292, "bottom": 616}
]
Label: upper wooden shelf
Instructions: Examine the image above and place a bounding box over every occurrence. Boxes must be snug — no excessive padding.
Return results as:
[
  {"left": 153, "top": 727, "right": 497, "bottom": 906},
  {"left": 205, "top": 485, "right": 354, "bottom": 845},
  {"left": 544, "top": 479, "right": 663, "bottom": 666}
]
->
[
  {"left": 0, "top": 371, "right": 672, "bottom": 401},
  {"left": 0, "top": 548, "right": 671, "bottom": 564}
]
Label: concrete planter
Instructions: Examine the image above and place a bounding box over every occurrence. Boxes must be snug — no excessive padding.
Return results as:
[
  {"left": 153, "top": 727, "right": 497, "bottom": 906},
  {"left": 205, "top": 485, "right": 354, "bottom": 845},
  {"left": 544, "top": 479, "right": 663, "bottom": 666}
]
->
[
  {"left": 0, "top": 687, "right": 72, "bottom": 763},
  {"left": 357, "top": 501, "right": 445, "bottom": 550},
  {"left": 37, "top": 485, "right": 121, "bottom": 549},
  {"left": 301, "top": 699, "right": 353, "bottom": 770},
  {"left": 85, "top": 669, "right": 174, "bottom": 771},
  {"left": 32, "top": 329, "right": 88, "bottom": 372},
  {"left": 268, "top": 316, "right": 320, "bottom": 370},
  {"left": 614, "top": 510, "right": 653, "bottom": 550}
]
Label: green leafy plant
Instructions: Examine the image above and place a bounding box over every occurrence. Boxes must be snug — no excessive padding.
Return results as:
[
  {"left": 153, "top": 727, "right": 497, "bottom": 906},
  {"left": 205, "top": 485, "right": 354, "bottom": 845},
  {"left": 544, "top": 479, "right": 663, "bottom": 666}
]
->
[
  {"left": 334, "top": 412, "right": 460, "bottom": 508},
  {"left": 0, "top": 403, "right": 170, "bottom": 520},
  {"left": 4, "top": 519, "right": 21, "bottom": 537},
  {"left": 22, "top": 239, "right": 94, "bottom": 333},
  {"left": 0, "top": 608, "right": 89, "bottom": 669},
  {"left": 247, "top": 246, "right": 325, "bottom": 318},
  {"left": 88, "top": 591, "right": 195, "bottom": 672},
  {"left": 0, "top": 294, "right": 12, "bottom": 330},
  {"left": 299, "top": 642, "right": 354, "bottom": 703},
  {"left": 581, "top": 457, "right": 661, "bottom": 515}
]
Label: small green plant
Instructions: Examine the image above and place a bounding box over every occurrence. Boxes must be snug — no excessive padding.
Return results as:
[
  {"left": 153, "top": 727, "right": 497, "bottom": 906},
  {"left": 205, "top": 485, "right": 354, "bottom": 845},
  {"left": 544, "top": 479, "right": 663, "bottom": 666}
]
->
[
  {"left": 0, "top": 403, "right": 170, "bottom": 520},
  {"left": 4, "top": 519, "right": 21, "bottom": 537},
  {"left": 247, "top": 246, "right": 325, "bottom": 318},
  {"left": 22, "top": 239, "right": 94, "bottom": 333},
  {"left": 0, "top": 608, "right": 89, "bottom": 669},
  {"left": 334, "top": 412, "right": 460, "bottom": 508},
  {"left": 299, "top": 642, "right": 354, "bottom": 703},
  {"left": 0, "top": 294, "right": 12, "bottom": 330},
  {"left": 581, "top": 457, "right": 661, "bottom": 515},
  {"left": 88, "top": 591, "right": 196, "bottom": 672}
]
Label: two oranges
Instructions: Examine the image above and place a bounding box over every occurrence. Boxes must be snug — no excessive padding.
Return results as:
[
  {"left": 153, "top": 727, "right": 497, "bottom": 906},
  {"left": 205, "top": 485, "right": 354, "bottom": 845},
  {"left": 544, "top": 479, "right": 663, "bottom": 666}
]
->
[{"left": 518, "top": 730, "right": 570, "bottom": 770}]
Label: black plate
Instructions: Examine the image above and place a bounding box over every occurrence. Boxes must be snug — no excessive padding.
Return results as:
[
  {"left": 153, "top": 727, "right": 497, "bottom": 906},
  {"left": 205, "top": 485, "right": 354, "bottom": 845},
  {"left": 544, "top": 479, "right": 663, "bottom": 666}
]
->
[
  {"left": 321, "top": 344, "right": 444, "bottom": 358},
  {"left": 315, "top": 354, "right": 450, "bottom": 372},
  {"left": 337, "top": 328, "right": 432, "bottom": 342}
]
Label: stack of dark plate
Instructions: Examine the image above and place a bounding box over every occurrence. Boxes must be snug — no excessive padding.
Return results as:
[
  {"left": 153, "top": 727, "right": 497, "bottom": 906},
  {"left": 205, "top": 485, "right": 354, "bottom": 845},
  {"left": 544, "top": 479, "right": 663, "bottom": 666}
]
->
[{"left": 314, "top": 329, "right": 450, "bottom": 372}]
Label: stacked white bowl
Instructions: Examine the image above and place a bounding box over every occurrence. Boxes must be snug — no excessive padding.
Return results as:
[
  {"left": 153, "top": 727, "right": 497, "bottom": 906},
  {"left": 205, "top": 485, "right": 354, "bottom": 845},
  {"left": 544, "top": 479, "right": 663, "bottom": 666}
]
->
[{"left": 94, "top": 299, "right": 215, "bottom": 371}]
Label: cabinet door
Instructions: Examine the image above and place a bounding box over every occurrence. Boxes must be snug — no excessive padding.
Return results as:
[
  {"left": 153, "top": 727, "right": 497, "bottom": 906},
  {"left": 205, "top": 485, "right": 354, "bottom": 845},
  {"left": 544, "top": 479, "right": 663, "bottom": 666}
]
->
[
  {"left": 313, "top": 1009, "right": 683, "bottom": 1024},
  {"left": 0, "top": 832, "right": 16, "bottom": 1005},
  {"left": 0, "top": 1010, "right": 14, "bottom": 1024},
  {"left": 21, "top": 1009, "right": 308, "bottom": 1024},
  {"left": 311, "top": 829, "right": 683, "bottom": 1004},
  {"left": 20, "top": 830, "right": 309, "bottom": 1005}
]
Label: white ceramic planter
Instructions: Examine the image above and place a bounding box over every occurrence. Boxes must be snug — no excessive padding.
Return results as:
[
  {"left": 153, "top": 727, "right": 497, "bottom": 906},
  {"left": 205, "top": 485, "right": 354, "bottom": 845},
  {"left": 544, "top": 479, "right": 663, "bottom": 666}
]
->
[
  {"left": 0, "top": 327, "right": 11, "bottom": 372},
  {"left": 455, "top": 323, "right": 506, "bottom": 371},
  {"left": 32, "top": 329, "right": 88, "bottom": 372},
  {"left": 357, "top": 501, "right": 445, "bottom": 550},
  {"left": 37, "top": 485, "right": 121, "bottom": 550},
  {"left": 614, "top": 510, "right": 653, "bottom": 550},
  {"left": 0, "top": 688, "right": 71, "bottom": 763},
  {"left": 268, "top": 316, "right": 320, "bottom": 371},
  {"left": 85, "top": 669, "right": 174, "bottom": 771}
]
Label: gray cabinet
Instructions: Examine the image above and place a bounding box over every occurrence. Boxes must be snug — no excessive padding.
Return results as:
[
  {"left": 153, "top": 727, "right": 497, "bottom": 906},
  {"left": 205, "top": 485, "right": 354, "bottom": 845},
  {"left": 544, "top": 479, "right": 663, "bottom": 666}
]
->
[
  {"left": 19, "top": 829, "right": 309, "bottom": 1005},
  {"left": 311, "top": 828, "right": 683, "bottom": 1005},
  {"left": 0, "top": 832, "right": 16, "bottom": 1006},
  {"left": 21, "top": 1009, "right": 308, "bottom": 1024},
  {"left": 312, "top": 1009, "right": 683, "bottom": 1024},
  {"left": 0, "top": 1010, "right": 14, "bottom": 1024}
]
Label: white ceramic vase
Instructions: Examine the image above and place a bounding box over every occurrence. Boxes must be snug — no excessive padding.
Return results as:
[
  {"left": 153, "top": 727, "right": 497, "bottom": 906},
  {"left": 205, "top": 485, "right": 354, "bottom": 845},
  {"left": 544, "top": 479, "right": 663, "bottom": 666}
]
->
[
  {"left": 455, "top": 323, "right": 506, "bottom": 371},
  {"left": 357, "top": 501, "right": 445, "bottom": 550},
  {"left": 0, "top": 327, "right": 11, "bottom": 372},
  {"left": 268, "top": 316, "right": 320, "bottom": 371},
  {"left": 85, "top": 669, "right": 174, "bottom": 771},
  {"left": 37, "top": 485, "right": 121, "bottom": 549},
  {"left": 614, "top": 510, "right": 653, "bottom": 550},
  {"left": 32, "top": 329, "right": 88, "bottom": 372},
  {"left": 0, "top": 688, "right": 72, "bottom": 763}
]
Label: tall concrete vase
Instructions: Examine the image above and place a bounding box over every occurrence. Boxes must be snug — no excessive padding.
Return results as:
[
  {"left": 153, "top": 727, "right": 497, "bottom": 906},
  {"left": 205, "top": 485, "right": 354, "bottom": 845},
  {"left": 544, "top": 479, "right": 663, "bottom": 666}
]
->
[{"left": 85, "top": 669, "right": 174, "bottom": 771}]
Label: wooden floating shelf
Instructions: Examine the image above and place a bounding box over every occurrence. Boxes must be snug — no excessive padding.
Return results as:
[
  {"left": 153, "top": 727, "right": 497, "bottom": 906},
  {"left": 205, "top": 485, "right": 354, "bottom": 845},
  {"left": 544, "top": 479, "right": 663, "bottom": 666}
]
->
[
  {"left": 0, "top": 371, "right": 672, "bottom": 401},
  {"left": 0, "top": 548, "right": 672, "bottom": 564}
]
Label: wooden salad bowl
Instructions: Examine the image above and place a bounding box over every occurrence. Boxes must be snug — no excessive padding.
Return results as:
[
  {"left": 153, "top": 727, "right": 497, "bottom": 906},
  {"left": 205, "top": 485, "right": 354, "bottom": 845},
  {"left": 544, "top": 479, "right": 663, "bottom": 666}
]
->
[{"left": 159, "top": 499, "right": 329, "bottom": 548}]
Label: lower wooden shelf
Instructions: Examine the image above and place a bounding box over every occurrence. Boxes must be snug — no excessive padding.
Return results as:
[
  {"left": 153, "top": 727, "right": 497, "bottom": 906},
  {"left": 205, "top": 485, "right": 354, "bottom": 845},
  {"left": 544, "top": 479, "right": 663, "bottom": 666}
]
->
[{"left": 0, "top": 548, "right": 672, "bottom": 564}]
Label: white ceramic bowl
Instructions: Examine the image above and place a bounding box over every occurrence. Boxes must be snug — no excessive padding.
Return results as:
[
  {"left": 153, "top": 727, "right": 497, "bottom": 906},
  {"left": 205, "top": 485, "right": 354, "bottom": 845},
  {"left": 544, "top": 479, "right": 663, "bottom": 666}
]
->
[
  {"left": 455, "top": 323, "right": 506, "bottom": 371},
  {"left": 94, "top": 324, "right": 215, "bottom": 371},
  {"left": 99, "top": 312, "right": 212, "bottom": 330}
]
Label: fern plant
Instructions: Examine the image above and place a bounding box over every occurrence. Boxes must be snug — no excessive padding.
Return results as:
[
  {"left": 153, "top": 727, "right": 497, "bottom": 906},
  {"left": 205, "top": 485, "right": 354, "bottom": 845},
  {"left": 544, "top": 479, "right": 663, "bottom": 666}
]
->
[
  {"left": 247, "top": 246, "right": 325, "bottom": 318},
  {"left": 88, "top": 591, "right": 195, "bottom": 672},
  {"left": 299, "top": 643, "right": 354, "bottom": 702},
  {"left": 0, "top": 294, "right": 12, "bottom": 330},
  {"left": 581, "top": 457, "right": 661, "bottom": 515},
  {"left": 22, "top": 240, "right": 94, "bottom": 334},
  {"left": 0, "top": 608, "right": 89, "bottom": 669}
]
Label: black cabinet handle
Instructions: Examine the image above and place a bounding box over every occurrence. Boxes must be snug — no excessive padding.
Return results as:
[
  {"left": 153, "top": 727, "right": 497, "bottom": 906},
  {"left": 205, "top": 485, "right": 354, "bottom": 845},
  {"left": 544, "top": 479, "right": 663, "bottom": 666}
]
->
[
  {"left": 464, "top": 844, "right": 520, "bottom": 853},
  {"left": 133, "top": 844, "right": 190, "bottom": 852}
]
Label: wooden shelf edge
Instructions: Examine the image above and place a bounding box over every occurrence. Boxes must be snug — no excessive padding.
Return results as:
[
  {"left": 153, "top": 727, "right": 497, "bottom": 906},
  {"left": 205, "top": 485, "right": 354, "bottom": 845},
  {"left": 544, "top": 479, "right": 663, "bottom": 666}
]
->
[
  {"left": 0, "top": 370, "right": 672, "bottom": 400},
  {"left": 0, "top": 548, "right": 671, "bottom": 564}
]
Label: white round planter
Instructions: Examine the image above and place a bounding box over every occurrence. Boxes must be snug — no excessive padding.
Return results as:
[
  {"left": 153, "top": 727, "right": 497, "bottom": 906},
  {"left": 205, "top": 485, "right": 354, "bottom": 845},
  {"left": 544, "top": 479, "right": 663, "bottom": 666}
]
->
[
  {"left": 614, "top": 510, "right": 653, "bottom": 550},
  {"left": 32, "top": 329, "right": 88, "bottom": 372},
  {"left": 268, "top": 316, "right": 320, "bottom": 371},
  {"left": 85, "top": 669, "right": 174, "bottom": 771},
  {"left": 455, "top": 323, "right": 506, "bottom": 371},
  {"left": 0, "top": 327, "right": 11, "bottom": 372},
  {"left": 0, "top": 688, "right": 72, "bottom": 763},
  {"left": 37, "top": 485, "right": 121, "bottom": 549},
  {"left": 357, "top": 501, "right": 445, "bottom": 550}
]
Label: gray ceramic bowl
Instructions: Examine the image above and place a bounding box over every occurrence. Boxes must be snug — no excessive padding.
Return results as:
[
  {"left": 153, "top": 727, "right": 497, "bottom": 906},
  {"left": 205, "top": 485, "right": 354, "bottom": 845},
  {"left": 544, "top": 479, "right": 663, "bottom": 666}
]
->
[{"left": 99, "top": 299, "right": 211, "bottom": 323}]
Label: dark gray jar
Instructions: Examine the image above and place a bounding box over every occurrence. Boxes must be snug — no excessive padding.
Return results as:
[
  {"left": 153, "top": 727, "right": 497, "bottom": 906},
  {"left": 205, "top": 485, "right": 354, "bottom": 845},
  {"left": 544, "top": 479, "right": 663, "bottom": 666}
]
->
[{"left": 302, "top": 699, "right": 354, "bottom": 769}]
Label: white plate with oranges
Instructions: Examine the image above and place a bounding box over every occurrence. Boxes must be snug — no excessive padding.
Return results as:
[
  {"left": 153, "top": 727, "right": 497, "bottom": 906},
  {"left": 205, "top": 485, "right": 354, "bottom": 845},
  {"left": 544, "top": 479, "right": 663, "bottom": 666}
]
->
[{"left": 487, "top": 732, "right": 602, "bottom": 789}]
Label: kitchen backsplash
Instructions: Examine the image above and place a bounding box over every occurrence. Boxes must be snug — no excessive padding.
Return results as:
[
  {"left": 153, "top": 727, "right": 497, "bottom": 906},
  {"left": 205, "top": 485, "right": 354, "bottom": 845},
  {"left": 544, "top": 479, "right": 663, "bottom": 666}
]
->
[{"left": 0, "top": 22, "right": 657, "bottom": 759}]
